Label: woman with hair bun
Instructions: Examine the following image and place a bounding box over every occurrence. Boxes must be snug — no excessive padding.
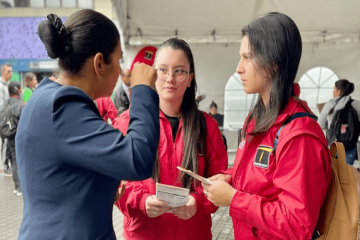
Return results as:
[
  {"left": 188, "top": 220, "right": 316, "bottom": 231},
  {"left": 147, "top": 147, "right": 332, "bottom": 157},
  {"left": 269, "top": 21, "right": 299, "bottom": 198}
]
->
[
  {"left": 318, "top": 79, "right": 360, "bottom": 165},
  {"left": 16, "top": 9, "right": 160, "bottom": 240}
]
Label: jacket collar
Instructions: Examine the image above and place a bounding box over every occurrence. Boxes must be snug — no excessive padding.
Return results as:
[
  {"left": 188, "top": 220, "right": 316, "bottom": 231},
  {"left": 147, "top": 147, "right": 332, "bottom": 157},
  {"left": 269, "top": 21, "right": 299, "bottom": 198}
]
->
[
  {"left": 159, "top": 109, "right": 183, "bottom": 129},
  {"left": 273, "top": 97, "right": 312, "bottom": 126},
  {"left": 247, "top": 97, "right": 312, "bottom": 129},
  {"left": 0, "top": 77, "right": 7, "bottom": 86}
]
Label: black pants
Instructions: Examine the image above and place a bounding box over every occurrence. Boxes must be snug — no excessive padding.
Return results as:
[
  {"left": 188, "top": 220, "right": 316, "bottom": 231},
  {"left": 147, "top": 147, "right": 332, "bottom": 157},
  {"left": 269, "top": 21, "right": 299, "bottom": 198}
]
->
[{"left": 7, "top": 137, "right": 20, "bottom": 190}]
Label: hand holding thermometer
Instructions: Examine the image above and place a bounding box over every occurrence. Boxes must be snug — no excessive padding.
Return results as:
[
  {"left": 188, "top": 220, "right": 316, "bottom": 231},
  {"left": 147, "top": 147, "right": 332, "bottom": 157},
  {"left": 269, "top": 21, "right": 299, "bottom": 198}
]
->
[{"left": 177, "top": 166, "right": 212, "bottom": 185}]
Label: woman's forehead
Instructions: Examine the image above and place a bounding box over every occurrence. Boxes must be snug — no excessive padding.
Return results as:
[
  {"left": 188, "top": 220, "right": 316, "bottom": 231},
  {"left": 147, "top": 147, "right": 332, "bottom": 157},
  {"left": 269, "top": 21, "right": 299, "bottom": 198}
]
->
[{"left": 156, "top": 47, "right": 189, "bottom": 66}]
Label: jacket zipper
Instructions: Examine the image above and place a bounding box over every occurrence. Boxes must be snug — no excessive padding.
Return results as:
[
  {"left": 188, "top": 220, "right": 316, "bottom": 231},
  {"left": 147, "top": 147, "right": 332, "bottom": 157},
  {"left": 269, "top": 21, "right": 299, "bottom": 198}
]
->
[{"left": 233, "top": 138, "right": 249, "bottom": 188}]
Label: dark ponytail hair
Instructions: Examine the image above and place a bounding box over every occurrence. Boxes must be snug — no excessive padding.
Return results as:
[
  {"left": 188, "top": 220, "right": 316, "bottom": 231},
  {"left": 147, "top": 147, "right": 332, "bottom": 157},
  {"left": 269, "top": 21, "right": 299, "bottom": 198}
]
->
[
  {"left": 37, "top": 9, "right": 120, "bottom": 76},
  {"left": 335, "top": 79, "right": 355, "bottom": 96},
  {"left": 328, "top": 79, "right": 355, "bottom": 115},
  {"left": 241, "top": 12, "right": 302, "bottom": 139},
  {"left": 154, "top": 38, "right": 204, "bottom": 190},
  {"left": 8, "top": 81, "right": 21, "bottom": 96},
  {"left": 209, "top": 101, "right": 217, "bottom": 110}
]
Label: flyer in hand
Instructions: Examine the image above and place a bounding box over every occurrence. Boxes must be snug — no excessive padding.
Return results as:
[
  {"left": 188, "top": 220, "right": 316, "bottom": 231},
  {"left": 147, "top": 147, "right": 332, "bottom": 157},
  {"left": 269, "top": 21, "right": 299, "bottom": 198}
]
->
[
  {"left": 156, "top": 183, "right": 189, "bottom": 207},
  {"left": 177, "top": 166, "right": 212, "bottom": 185}
]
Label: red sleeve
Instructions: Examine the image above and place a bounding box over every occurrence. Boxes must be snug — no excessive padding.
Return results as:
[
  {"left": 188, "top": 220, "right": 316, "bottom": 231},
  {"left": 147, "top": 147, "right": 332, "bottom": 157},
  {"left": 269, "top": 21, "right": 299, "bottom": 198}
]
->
[
  {"left": 192, "top": 113, "right": 228, "bottom": 215},
  {"left": 105, "top": 97, "right": 118, "bottom": 124},
  {"left": 95, "top": 98, "right": 107, "bottom": 122},
  {"left": 222, "top": 167, "right": 233, "bottom": 176},
  {"left": 113, "top": 110, "right": 130, "bottom": 135},
  {"left": 115, "top": 180, "right": 151, "bottom": 217},
  {"left": 113, "top": 110, "right": 151, "bottom": 216},
  {"left": 229, "top": 133, "right": 331, "bottom": 240}
]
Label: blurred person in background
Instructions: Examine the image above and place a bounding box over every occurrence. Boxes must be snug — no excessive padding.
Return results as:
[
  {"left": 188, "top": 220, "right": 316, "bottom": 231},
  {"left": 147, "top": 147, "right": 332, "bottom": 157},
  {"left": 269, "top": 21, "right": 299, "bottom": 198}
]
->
[
  {"left": 208, "top": 101, "right": 224, "bottom": 127},
  {"left": 22, "top": 72, "right": 38, "bottom": 103},
  {"left": 114, "top": 68, "right": 131, "bottom": 116},
  {"left": 318, "top": 79, "right": 360, "bottom": 165},
  {"left": 7, "top": 81, "right": 25, "bottom": 196},
  {"left": 0, "top": 63, "right": 12, "bottom": 177}
]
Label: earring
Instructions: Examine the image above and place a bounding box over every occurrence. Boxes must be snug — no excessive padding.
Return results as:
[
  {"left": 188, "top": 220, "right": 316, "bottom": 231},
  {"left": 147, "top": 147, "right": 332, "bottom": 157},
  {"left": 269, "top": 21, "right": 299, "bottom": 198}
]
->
[{"left": 100, "top": 72, "right": 103, "bottom": 75}]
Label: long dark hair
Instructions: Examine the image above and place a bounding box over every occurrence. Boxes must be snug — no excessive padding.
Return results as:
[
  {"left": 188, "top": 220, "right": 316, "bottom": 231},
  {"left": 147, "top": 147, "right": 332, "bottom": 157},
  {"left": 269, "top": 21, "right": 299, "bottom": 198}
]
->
[
  {"left": 154, "top": 38, "right": 204, "bottom": 190},
  {"left": 37, "top": 9, "right": 120, "bottom": 76},
  {"left": 328, "top": 79, "right": 355, "bottom": 115},
  {"left": 241, "top": 12, "right": 302, "bottom": 139}
]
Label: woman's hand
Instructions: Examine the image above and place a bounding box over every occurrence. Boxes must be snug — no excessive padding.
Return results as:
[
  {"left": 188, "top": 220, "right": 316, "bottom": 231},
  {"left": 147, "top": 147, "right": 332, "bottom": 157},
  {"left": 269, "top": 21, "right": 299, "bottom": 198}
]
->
[
  {"left": 202, "top": 178, "right": 236, "bottom": 207},
  {"left": 145, "top": 195, "right": 172, "bottom": 218},
  {"left": 114, "top": 181, "right": 126, "bottom": 203},
  {"left": 131, "top": 63, "right": 157, "bottom": 89},
  {"left": 207, "top": 174, "right": 232, "bottom": 184},
  {"left": 172, "top": 195, "right": 197, "bottom": 220}
]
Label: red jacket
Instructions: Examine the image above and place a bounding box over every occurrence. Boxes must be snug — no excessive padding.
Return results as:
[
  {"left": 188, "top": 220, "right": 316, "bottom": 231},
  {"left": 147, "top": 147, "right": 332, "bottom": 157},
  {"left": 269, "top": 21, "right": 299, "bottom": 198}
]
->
[
  {"left": 95, "top": 97, "right": 117, "bottom": 124},
  {"left": 225, "top": 97, "right": 331, "bottom": 240},
  {"left": 113, "top": 110, "right": 228, "bottom": 240}
]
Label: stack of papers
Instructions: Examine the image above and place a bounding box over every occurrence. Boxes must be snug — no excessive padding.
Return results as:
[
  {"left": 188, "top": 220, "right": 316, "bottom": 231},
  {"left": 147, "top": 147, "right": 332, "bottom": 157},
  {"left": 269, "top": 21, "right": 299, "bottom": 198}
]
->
[{"left": 156, "top": 183, "right": 189, "bottom": 207}]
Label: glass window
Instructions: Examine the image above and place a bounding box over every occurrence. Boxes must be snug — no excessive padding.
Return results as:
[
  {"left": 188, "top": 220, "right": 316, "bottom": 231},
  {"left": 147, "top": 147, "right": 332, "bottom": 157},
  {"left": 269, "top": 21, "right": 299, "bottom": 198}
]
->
[
  {"left": 62, "top": 0, "right": 76, "bottom": 7},
  {"left": 78, "top": 0, "right": 93, "bottom": 8},
  {"left": 224, "top": 72, "right": 255, "bottom": 130},
  {"left": 45, "top": 0, "right": 60, "bottom": 7},
  {"left": 298, "top": 67, "right": 338, "bottom": 115},
  {"left": 30, "top": 0, "right": 43, "bottom": 7},
  {"left": 1, "top": 0, "right": 14, "bottom": 7}
]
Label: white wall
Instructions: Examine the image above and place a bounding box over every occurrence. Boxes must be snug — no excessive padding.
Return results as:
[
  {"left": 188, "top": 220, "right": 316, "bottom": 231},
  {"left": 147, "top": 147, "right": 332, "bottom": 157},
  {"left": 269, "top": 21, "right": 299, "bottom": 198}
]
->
[
  {"left": 298, "top": 42, "right": 360, "bottom": 101},
  {"left": 122, "top": 41, "right": 360, "bottom": 113}
]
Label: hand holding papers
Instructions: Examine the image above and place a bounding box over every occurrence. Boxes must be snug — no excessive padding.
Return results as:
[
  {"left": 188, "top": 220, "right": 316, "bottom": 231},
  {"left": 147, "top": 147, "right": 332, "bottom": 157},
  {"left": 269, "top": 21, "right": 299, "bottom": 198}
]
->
[
  {"left": 145, "top": 195, "right": 172, "bottom": 218},
  {"left": 177, "top": 166, "right": 212, "bottom": 185}
]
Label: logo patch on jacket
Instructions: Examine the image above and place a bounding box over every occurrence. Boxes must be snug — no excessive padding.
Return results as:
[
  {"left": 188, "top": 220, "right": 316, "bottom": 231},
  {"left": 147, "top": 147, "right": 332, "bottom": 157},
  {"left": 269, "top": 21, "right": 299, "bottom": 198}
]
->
[
  {"left": 341, "top": 124, "right": 348, "bottom": 134},
  {"left": 254, "top": 145, "right": 273, "bottom": 169}
]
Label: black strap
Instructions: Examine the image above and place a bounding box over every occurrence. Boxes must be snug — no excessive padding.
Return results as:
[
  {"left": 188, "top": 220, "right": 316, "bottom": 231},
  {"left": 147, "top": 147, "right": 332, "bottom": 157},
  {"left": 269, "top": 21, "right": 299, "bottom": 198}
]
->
[
  {"left": 198, "top": 111, "right": 207, "bottom": 156},
  {"left": 273, "top": 112, "right": 318, "bottom": 150}
]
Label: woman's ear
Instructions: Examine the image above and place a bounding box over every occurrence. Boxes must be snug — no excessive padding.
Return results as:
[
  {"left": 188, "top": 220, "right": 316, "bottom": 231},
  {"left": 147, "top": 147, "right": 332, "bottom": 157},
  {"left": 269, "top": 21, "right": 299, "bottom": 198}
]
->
[{"left": 94, "top": 53, "right": 105, "bottom": 76}]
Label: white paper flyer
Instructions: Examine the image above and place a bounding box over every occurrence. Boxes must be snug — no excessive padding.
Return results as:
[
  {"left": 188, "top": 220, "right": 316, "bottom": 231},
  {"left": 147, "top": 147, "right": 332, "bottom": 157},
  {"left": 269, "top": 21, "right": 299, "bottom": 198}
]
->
[{"left": 155, "top": 183, "right": 189, "bottom": 207}]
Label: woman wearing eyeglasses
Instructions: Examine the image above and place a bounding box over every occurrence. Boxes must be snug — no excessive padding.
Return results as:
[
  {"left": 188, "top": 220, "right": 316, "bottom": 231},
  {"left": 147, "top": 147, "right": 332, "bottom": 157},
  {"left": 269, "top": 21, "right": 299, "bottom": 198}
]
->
[{"left": 113, "top": 38, "right": 228, "bottom": 240}]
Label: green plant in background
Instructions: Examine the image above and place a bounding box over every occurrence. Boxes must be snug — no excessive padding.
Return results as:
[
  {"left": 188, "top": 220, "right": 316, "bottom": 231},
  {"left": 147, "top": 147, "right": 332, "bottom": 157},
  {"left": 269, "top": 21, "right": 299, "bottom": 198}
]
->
[{"left": 9, "top": 72, "right": 20, "bottom": 82}]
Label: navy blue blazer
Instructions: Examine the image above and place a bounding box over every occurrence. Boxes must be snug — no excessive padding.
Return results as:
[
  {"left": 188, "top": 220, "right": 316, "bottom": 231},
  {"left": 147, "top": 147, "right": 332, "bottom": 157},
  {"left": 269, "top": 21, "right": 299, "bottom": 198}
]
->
[{"left": 16, "top": 78, "right": 159, "bottom": 240}]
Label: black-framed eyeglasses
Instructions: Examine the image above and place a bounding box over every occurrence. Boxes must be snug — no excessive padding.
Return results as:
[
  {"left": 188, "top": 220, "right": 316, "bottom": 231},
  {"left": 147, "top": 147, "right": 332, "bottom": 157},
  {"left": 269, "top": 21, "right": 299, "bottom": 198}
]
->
[{"left": 156, "top": 68, "right": 189, "bottom": 82}]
